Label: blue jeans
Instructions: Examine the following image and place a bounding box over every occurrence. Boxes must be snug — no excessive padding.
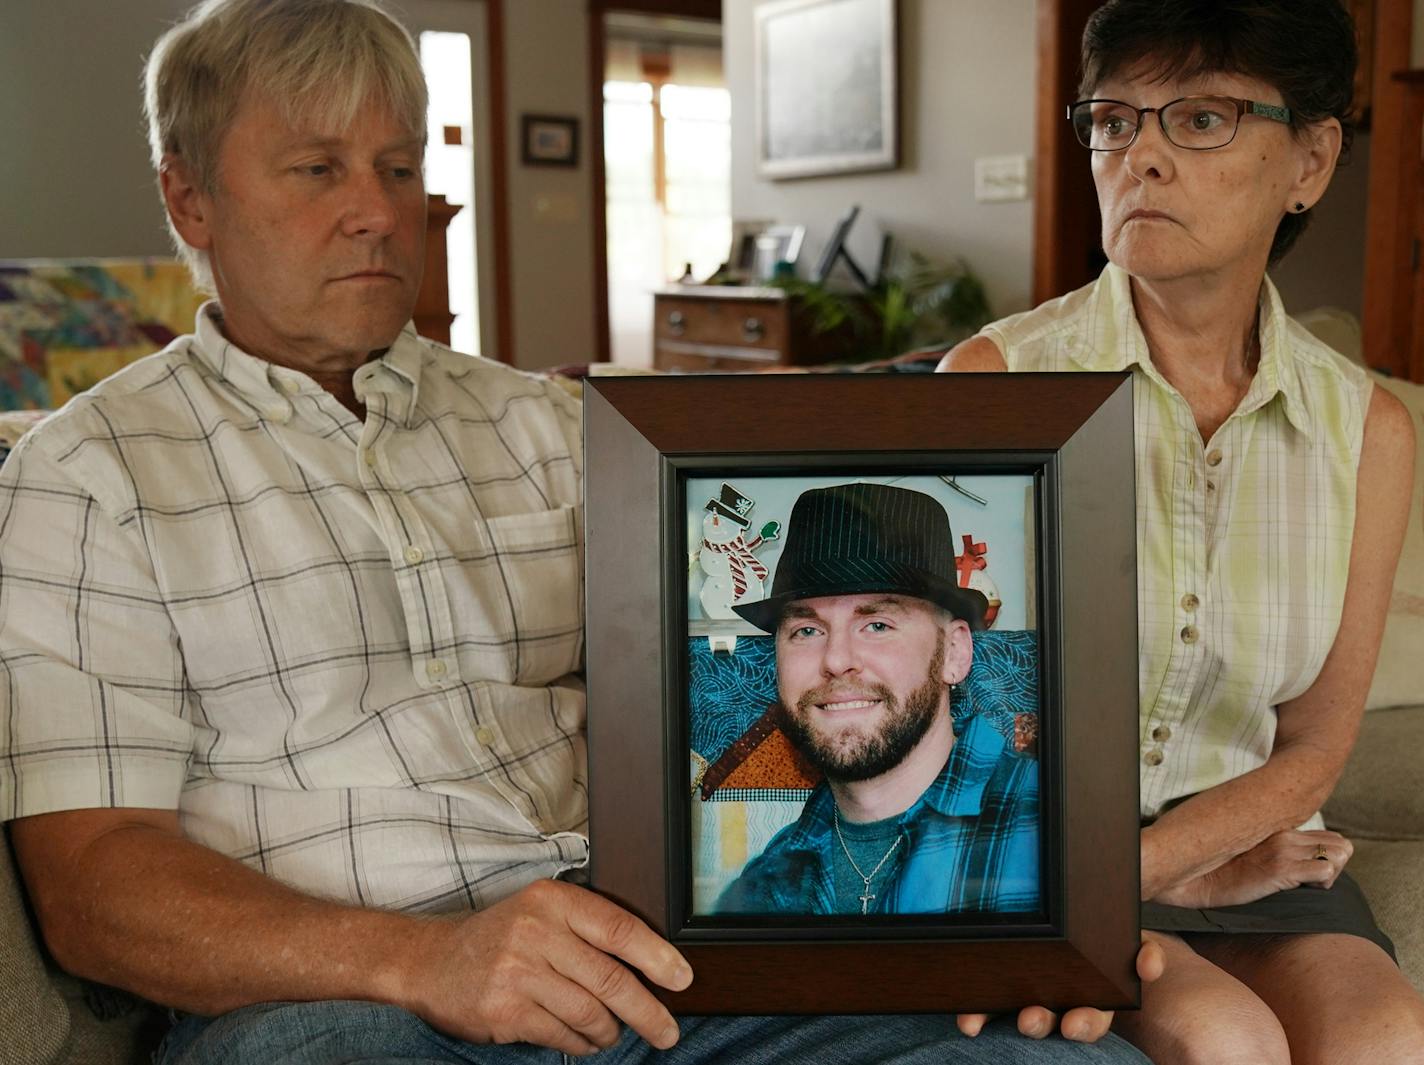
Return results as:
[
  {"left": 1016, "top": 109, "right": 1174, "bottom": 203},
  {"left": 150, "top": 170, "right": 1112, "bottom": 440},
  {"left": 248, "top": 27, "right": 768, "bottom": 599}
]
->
[{"left": 154, "top": 1001, "right": 1151, "bottom": 1065}]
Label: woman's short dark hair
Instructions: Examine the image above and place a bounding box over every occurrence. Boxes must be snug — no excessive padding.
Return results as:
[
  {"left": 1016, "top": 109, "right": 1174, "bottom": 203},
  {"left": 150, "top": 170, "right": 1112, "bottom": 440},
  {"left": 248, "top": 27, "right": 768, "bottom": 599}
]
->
[{"left": 1080, "top": 0, "right": 1357, "bottom": 264}]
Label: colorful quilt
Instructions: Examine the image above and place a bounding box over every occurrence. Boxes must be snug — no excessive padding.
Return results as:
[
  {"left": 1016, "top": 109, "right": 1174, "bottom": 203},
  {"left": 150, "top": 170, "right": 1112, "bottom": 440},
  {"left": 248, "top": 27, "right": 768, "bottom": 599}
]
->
[{"left": 0, "top": 259, "right": 204, "bottom": 411}]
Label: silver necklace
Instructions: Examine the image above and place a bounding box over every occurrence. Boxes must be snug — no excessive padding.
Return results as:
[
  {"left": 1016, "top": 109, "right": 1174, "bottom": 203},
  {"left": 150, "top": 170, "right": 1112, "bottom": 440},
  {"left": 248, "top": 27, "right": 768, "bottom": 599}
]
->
[{"left": 833, "top": 805, "right": 902, "bottom": 915}]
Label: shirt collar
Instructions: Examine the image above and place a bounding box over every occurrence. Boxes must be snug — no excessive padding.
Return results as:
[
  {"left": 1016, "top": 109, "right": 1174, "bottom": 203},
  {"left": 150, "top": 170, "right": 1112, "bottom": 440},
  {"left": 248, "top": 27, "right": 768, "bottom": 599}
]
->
[
  {"left": 790, "top": 714, "right": 1008, "bottom": 851},
  {"left": 191, "top": 301, "right": 426, "bottom": 426},
  {"left": 1073, "top": 264, "right": 1316, "bottom": 441}
]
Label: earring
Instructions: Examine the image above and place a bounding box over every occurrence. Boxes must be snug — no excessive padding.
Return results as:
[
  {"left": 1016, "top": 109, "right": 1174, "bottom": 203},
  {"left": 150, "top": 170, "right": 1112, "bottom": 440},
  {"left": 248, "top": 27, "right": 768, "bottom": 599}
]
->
[{"left": 1294, "top": 202, "right": 1307, "bottom": 213}]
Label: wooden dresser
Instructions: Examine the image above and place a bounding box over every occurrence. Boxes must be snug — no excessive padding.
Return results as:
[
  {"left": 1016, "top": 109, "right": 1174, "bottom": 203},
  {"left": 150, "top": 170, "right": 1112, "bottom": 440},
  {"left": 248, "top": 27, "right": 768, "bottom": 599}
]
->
[{"left": 652, "top": 286, "right": 852, "bottom": 371}]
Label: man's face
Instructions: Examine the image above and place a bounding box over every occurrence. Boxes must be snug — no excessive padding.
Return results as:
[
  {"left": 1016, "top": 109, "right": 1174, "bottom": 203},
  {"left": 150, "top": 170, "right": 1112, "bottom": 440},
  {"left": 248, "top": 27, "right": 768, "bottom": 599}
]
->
[
  {"left": 774, "top": 594, "right": 970, "bottom": 782},
  {"left": 171, "top": 92, "right": 427, "bottom": 370}
]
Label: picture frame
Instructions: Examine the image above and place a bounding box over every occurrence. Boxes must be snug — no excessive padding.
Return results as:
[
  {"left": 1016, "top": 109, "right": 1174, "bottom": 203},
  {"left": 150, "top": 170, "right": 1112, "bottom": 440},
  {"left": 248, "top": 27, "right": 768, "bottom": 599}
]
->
[
  {"left": 584, "top": 373, "right": 1141, "bottom": 1015},
  {"left": 521, "top": 113, "right": 579, "bottom": 167},
  {"left": 755, "top": 0, "right": 899, "bottom": 180},
  {"left": 750, "top": 224, "right": 806, "bottom": 280}
]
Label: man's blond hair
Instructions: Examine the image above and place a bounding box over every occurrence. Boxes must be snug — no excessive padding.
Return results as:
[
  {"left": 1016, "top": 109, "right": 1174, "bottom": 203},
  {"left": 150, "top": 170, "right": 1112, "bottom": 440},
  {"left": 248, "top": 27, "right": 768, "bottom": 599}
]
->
[{"left": 143, "top": 0, "right": 428, "bottom": 291}]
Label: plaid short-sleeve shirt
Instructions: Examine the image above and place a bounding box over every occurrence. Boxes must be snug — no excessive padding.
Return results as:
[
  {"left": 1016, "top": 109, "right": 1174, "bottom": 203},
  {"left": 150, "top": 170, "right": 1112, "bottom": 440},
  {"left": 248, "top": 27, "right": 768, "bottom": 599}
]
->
[
  {"left": 0, "top": 306, "right": 590, "bottom": 913},
  {"left": 982, "top": 265, "right": 1371, "bottom": 823}
]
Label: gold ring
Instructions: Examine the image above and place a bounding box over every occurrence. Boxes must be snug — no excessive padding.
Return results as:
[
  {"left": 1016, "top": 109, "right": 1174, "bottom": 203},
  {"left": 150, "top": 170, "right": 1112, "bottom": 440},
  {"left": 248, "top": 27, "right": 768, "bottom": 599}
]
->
[{"left": 1313, "top": 844, "right": 1330, "bottom": 861}]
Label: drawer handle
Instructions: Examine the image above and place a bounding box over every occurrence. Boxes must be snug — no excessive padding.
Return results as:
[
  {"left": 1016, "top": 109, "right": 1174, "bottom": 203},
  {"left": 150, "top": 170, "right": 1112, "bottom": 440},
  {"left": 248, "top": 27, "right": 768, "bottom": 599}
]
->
[
  {"left": 667, "top": 311, "right": 686, "bottom": 336},
  {"left": 742, "top": 317, "right": 765, "bottom": 341}
]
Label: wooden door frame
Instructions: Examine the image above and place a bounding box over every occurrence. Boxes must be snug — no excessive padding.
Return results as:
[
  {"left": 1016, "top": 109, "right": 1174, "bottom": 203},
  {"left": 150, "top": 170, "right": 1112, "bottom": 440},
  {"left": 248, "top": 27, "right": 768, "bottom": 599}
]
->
[
  {"left": 1361, "top": 0, "right": 1417, "bottom": 378},
  {"left": 1035, "top": 0, "right": 1416, "bottom": 376},
  {"left": 587, "top": 0, "right": 723, "bottom": 365}
]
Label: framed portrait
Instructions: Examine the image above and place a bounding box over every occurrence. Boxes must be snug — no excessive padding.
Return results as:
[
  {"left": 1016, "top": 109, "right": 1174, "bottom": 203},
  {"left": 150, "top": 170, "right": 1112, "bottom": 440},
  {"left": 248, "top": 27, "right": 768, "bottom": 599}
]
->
[
  {"left": 755, "top": 0, "right": 899, "bottom": 180},
  {"left": 584, "top": 373, "right": 1141, "bottom": 1015},
  {"left": 521, "top": 114, "right": 579, "bottom": 167}
]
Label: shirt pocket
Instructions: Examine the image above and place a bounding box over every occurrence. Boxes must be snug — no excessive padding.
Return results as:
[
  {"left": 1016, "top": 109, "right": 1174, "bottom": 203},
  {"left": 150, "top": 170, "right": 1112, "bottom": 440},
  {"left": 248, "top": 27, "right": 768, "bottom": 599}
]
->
[{"left": 462, "top": 505, "right": 583, "bottom": 686}]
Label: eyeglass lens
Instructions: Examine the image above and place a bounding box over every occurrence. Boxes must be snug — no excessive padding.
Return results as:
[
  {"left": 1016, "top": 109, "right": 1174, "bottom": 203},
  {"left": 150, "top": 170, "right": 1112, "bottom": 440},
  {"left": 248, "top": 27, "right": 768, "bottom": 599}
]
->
[{"left": 1072, "top": 97, "right": 1241, "bottom": 151}]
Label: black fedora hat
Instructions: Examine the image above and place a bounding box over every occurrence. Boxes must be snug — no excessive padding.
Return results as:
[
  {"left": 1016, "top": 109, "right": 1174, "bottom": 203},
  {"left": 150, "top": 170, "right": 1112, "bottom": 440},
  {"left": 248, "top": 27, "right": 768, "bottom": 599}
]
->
[{"left": 732, "top": 482, "right": 988, "bottom": 634}]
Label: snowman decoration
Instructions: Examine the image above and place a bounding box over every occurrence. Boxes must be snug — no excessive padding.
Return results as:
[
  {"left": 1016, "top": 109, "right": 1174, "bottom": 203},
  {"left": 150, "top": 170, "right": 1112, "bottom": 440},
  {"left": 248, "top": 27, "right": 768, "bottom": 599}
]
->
[{"left": 697, "top": 483, "right": 781, "bottom": 619}]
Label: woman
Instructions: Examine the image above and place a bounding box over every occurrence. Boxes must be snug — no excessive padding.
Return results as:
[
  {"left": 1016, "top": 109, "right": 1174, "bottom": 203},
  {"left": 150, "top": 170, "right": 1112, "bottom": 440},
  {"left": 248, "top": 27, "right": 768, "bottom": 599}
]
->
[{"left": 940, "top": 2, "right": 1423, "bottom": 1062}]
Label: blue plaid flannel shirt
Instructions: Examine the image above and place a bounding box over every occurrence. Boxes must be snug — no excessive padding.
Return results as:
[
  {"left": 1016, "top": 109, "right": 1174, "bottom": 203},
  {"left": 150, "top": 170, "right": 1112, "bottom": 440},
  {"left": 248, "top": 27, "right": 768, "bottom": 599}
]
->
[{"left": 717, "top": 715, "right": 1040, "bottom": 915}]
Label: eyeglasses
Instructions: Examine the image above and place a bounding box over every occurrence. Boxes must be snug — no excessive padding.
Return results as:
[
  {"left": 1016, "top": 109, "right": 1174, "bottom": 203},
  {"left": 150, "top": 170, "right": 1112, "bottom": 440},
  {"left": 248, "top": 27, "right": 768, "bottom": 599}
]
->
[{"left": 1068, "top": 95, "right": 1292, "bottom": 151}]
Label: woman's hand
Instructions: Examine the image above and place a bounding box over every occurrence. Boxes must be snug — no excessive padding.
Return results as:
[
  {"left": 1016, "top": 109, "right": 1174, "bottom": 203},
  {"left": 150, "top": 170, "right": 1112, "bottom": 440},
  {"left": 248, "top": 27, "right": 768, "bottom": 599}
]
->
[
  {"left": 1152, "top": 829, "right": 1353, "bottom": 909},
  {"left": 955, "top": 933, "right": 1167, "bottom": 1042}
]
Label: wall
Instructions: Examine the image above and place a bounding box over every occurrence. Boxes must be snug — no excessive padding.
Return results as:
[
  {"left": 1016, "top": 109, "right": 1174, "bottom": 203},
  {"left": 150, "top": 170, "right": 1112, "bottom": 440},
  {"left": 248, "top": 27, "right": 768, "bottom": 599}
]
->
[
  {"left": 726, "top": 0, "right": 1038, "bottom": 320},
  {"left": 0, "top": 0, "right": 597, "bottom": 372},
  {"left": 500, "top": 0, "right": 598, "bottom": 370},
  {"left": 0, "top": 0, "right": 189, "bottom": 260}
]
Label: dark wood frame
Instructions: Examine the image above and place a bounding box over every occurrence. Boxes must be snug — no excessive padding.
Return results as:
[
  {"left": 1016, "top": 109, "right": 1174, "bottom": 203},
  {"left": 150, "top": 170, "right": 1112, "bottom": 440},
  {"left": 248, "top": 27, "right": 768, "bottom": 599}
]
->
[
  {"left": 584, "top": 373, "right": 1141, "bottom": 1015},
  {"left": 754, "top": 0, "right": 900, "bottom": 180},
  {"left": 520, "top": 113, "right": 581, "bottom": 167}
]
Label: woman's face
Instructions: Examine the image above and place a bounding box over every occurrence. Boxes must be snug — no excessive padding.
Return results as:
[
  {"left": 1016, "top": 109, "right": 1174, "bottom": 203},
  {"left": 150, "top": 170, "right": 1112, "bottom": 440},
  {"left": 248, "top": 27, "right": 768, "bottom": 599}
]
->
[{"left": 1089, "top": 68, "right": 1338, "bottom": 285}]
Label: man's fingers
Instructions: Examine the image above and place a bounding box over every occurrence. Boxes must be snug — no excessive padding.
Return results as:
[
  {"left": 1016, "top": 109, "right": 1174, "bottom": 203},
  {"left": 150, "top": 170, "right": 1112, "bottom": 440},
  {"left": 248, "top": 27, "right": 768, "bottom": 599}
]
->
[
  {"left": 1059, "top": 1006, "right": 1114, "bottom": 1043},
  {"left": 551, "top": 937, "right": 681, "bottom": 1050},
  {"left": 1017, "top": 1005, "right": 1058, "bottom": 1038},
  {"left": 528, "top": 964, "right": 623, "bottom": 1050},
  {"left": 503, "top": 999, "right": 600, "bottom": 1058},
  {"left": 560, "top": 886, "right": 692, "bottom": 992},
  {"left": 1137, "top": 934, "right": 1167, "bottom": 983},
  {"left": 955, "top": 1013, "right": 990, "bottom": 1037}
]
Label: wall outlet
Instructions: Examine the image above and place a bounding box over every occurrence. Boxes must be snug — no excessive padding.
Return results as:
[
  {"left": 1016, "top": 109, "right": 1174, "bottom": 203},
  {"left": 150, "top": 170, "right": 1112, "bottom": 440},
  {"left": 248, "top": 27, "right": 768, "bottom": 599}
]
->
[{"left": 974, "top": 155, "right": 1030, "bottom": 203}]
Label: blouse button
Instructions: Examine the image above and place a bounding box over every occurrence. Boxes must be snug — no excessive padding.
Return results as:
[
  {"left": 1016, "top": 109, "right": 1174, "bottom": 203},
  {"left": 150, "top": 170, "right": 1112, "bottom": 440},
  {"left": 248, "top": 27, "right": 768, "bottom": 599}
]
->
[
  {"left": 1152, "top": 725, "right": 1172, "bottom": 742},
  {"left": 1180, "top": 625, "right": 1199, "bottom": 644},
  {"left": 1180, "top": 593, "right": 1200, "bottom": 611},
  {"left": 1144, "top": 749, "right": 1165, "bottom": 767},
  {"left": 1206, "top": 449, "right": 1223, "bottom": 467},
  {"left": 426, "top": 658, "right": 447, "bottom": 679},
  {"left": 404, "top": 545, "right": 424, "bottom": 565}
]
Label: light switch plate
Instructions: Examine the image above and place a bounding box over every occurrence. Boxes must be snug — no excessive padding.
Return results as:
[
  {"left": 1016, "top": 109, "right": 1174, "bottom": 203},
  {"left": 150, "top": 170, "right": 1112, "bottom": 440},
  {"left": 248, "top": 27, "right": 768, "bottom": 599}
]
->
[{"left": 974, "top": 155, "right": 1030, "bottom": 203}]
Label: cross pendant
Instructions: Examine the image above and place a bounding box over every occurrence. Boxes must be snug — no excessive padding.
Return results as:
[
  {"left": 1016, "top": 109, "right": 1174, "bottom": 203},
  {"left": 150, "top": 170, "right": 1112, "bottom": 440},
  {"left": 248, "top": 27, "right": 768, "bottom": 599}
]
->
[{"left": 859, "top": 889, "right": 875, "bottom": 914}]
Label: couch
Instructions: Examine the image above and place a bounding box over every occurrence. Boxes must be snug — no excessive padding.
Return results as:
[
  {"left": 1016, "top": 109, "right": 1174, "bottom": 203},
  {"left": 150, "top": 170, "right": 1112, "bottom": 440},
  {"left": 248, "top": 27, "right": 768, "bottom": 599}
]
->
[{"left": 0, "top": 284, "right": 1419, "bottom": 1062}]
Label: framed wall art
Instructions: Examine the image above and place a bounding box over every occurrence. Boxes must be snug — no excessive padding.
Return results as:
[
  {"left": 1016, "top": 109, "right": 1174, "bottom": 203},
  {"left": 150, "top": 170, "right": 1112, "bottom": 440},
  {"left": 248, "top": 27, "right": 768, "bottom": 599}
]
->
[
  {"left": 521, "top": 113, "right": 580, "bottom": 167},
  {"left": 584, "top": 372, "right": 1141, "bottom": 1015},
  {"left": 755, "top": 0, "right": 900, "bottom": 179}
]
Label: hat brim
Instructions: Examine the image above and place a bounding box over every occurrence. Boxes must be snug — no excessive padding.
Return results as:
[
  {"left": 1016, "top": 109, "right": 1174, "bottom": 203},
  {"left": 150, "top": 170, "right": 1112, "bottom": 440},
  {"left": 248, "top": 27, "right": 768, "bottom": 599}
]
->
[{"left": 731, "top": 565, "right": 989, "bottom": 634}]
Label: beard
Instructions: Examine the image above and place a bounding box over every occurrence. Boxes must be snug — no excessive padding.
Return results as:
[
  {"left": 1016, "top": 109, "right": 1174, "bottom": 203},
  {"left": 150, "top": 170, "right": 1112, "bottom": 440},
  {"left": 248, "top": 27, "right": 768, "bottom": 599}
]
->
[{"left": 777, "top": 632, "right": 946, "bottom": 783}]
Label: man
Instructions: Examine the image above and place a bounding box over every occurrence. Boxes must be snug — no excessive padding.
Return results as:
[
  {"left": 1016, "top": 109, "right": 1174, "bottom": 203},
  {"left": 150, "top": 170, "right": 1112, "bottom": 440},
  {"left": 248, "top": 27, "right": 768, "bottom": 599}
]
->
[
  {"left": 719, "top": 482, "right": 1039, "bottom": 916},
  {"left": 0, "top": 1, "right": 1156, "bottom": 1060}
]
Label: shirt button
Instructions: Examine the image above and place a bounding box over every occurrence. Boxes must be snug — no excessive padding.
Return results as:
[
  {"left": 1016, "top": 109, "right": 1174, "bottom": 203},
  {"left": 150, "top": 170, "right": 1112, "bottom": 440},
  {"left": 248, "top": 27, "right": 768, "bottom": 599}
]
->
[
  {"left": 475, "top": 726, "right": 495, "bottom": 746},
  {"left": 404, "top": 545, "right": 424, "bottom": 564},
  {"left": 1180, "top": 593, "right": 1200, "bottom": 611},
  {"left": 1180, "top": 625, "right": 1199, "bottom": 644},
  {"left": 363, "top": 451, "right": 377, "bottom": 468},
  {"left": 265, "top": 405, "right": 289, "bottom": 422},
  {"left": 1205, "top": 480, "right": 1217, "bottom": 493},
  {"left": 278, "top": 378, "right": 301, "bottom": 395},
  {"left": 1206, "top": 449, "right": 1223, "bottom": 467},
  {"left": 1152, "top": 724, "right": 1172, "bottom": 742},
  {"left": 426, "top": 658, "right": 447, "bottom": 679},
  {"left": 1144, "top": 748, "right": 1165, "bottom": 767}
]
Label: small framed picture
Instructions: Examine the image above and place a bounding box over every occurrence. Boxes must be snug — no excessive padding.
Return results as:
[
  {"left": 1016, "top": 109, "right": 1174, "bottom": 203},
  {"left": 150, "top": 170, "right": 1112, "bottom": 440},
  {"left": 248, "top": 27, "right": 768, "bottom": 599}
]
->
[
  {"left": 584, "top": 372, "right": 1142, "bottom": 1015},
  {"left": 521, "top": 114, "right": 579, "bottom": 167}
]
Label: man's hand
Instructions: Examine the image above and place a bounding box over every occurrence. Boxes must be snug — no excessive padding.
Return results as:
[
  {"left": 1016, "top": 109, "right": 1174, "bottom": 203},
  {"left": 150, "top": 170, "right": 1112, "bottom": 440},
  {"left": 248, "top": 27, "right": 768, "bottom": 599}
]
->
[
  {"left": 1151, "top": 829, "right": 1352, "bottom": 909},
  {"left": 955, "top": 934, "right": 1166, "bottom": 1042},
  {"left": 401, "top": 879, "right": 692, "bottom": 1056}
]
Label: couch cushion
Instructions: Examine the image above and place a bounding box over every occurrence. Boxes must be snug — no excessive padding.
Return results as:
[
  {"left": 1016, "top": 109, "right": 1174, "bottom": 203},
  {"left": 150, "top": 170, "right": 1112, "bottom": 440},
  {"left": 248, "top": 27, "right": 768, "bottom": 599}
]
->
[
  {"left": 0, "top": 836, "right": 71, "bottom": 1062},
  {"left": 1365, "top": 373, "right": 1424, "bottom": 712},
  {"left": 1347, "top": 838, "right": 1424, "bottom": 994},
  {"left": 1323, "top": 704, "right": 1424, "bottom": 840}
]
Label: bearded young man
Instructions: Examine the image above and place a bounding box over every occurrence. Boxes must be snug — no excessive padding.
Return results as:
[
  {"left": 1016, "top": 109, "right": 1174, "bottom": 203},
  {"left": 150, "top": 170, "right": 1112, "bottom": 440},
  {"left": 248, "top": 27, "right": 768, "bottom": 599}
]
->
[
  {"left": 0, "top": 2, "right": 1159, "bottom": 1060},
  {"left": 718, "top": 483, "right": 1039, "bottom": 917}
]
